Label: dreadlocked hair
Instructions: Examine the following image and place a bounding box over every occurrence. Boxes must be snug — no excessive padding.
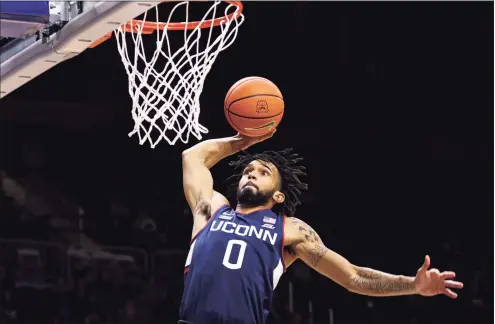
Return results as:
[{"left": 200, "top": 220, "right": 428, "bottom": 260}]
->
[{"left": 225, "top": 148, "right": 308, "bottom": 217}]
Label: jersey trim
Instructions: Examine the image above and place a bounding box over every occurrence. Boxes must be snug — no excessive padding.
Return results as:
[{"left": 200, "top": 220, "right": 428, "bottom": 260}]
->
[
  {"left": 235, "top": 206, "right": 271, "bottom": 215},
  {"left": 281, "top": 215, "right": 287, "bottom": 272},
  {"left": 190, "top": 204, "right": 230, "bottom": 244}
]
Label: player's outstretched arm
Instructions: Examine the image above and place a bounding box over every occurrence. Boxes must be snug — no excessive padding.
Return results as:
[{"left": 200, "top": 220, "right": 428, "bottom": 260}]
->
[{"left": 286, "top": 217, "right": 463, "bottom": 298}]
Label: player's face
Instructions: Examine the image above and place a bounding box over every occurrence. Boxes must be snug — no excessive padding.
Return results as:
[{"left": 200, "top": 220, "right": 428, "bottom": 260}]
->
[{"left": 237, "top": 160, "right": 282, "bottom": 207}]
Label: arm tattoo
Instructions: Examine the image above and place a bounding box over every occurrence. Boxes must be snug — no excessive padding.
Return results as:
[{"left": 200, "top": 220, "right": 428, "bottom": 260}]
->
[
  {"left": 289, "top": 218, "right": 415, "bottom": 296},
  {"left": 307, "top": 243, "right": 328, "bottom": 267},
  {"left": 351, "top": 267, "right": 416, "bottom": 296},
  {"left": 290, "top": 218, "right": 321, "bottom": 243},
  {"left": 289, "top": 217, "right": 328, "bottom": 267}
]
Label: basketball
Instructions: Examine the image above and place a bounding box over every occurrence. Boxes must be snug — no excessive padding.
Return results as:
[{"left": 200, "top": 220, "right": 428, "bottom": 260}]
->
[{"left": 224, "top": 77, "right": 284, "bottom": 137}]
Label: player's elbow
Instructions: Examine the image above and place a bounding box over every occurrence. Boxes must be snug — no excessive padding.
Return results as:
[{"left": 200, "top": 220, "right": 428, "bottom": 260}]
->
[
  {"left": 318, "top": 263, "right": 357, "bottom": 292},
  {"left": 182, "top": 149, "right": 202, "bottom": 164},
  {"left": 332, "top": 264, "right": 359, "bottom": 293},
  {"left": 182, "top": 140, "right": 213, "bottom": 159},
  {"left": 182, "top": 150, "right": 191, "bottom": 166},
  {"left": 343, "top": 265, "right": 362, "bottom": 293},
  {"left": 182, "top": 143, "right": 221, "bottom": 169},
  {"left": 183, "top": 151, "right": 215, "bottom": 173},
  {"left": 182, "top": 148, "right": 195, "bottom": 160},
  {"left": 344, "top": 275, "right": 358, "bottom": 293}
]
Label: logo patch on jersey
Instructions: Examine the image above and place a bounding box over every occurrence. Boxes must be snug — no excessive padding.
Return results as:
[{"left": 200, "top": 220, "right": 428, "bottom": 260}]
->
[
  {"left": 262, "top": 223, "right": 275, "bottom": 230},
  {"left": 219, "top": 214, "right": 233, "bottom": 220},
  {"left": 263, "top": 216, "right": 277, "bottom": 225}
]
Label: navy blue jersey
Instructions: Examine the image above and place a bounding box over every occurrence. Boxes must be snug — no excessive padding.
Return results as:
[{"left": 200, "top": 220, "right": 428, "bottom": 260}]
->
[{"left": 179, "top": 205, "right": 286, "bottom": 324}]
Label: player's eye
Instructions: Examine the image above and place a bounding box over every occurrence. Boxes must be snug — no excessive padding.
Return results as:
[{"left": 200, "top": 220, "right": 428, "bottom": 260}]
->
[{"left": 261, "top": 171, "right": 269, "bottom": 176}]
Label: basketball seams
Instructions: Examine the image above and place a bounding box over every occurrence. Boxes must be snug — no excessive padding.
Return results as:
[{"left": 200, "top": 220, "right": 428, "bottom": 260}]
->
[
  {"left": 226, "top": 94, "right": 284, "bottom": 112},
  {"left": 224, "top": 76, "right": 265, "bottom": 108},
  {"left": 227, "top": 109, "right": 284, "bottom": 120},
  {"left": 225, "top": 107, "right": 246, "bottom": 134}
]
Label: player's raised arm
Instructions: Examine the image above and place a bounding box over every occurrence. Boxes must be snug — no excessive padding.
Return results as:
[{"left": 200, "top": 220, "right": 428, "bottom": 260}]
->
[
  {"left": 182, "top": 136, "right": 241, "bottom": 218},
  {"left": 286, "top": 217, "right": 463, "bottom": 298},
  {"left": 181, "top": 131, "right": 275, "bottom": 217}
]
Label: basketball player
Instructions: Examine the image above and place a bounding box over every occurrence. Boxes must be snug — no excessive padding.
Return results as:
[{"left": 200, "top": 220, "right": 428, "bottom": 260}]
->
[{"left": 179, "top": 130, "right": 463, "bottom": 324}]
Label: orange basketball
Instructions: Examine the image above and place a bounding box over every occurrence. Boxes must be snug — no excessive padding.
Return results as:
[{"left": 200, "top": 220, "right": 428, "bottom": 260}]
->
[{"left": 224, "top": 77, "right": 284, "bottom": 137}]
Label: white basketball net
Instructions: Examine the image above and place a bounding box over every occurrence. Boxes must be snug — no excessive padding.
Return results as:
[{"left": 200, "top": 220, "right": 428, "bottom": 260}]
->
[{"left": 115, "top": 1, "right": 244, "bottom": 148}]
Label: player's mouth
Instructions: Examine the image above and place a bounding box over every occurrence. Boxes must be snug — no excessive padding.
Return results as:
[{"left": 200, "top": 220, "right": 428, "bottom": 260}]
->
[{"left": 243, "top": 181, "right": 258, "bottom": 190}]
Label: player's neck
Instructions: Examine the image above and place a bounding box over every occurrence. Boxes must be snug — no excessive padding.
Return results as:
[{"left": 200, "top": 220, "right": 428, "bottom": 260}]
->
[{"left": 235, "top": 203, "right": 272, "bottom": 215}]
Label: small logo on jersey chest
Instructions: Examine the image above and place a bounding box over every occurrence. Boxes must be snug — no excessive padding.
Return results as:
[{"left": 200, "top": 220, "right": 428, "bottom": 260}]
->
[
  {"left": 219, "top": 214, "right": 233, "bottom": 220},
  {"left": 262, "top": 223, "right": 275, "bottom": 230},
  {"left": 263, "top": 216, "right": 276, "bottom": 225}
]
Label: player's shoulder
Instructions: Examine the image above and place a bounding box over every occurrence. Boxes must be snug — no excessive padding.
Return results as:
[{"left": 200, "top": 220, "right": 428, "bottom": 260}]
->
[
  {"left": 285, "top": 216, "right": 315, "bottom": 233},
  {"left": 284, "top": 216, "right": 320, "bottom": 245},
  {"left": 211, "top": 190, "right": 230, "bottom": 214},
  {"left": 282, "top": 216, "right": 313, "bottom": 266},
  {"left": 192, "top": 190, "right": 229, "bottom": 220}
]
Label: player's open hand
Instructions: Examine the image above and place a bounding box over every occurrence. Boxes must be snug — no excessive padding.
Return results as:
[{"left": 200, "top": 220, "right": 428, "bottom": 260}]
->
[
  {"left": 234, "top": 129, "right": 276, "bottom": 150},
  {"left": 414, "top": 255, "right": 464, "bottom": 299}
]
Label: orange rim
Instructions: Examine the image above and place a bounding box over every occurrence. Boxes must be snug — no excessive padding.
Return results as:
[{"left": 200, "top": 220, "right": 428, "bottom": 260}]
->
[{"left": 89, "top": 1, "right": 243, "bottom": 48}]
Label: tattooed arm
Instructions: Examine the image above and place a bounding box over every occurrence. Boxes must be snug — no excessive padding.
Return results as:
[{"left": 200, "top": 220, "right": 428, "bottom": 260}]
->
[{"left": 287, "top": 217, "right": 417, "bottom": 297}]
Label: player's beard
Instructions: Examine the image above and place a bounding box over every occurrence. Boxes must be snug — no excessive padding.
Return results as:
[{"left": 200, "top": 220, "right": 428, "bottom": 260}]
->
[{"left": 237, "top": 186, "right": 273, "bottom": 208}]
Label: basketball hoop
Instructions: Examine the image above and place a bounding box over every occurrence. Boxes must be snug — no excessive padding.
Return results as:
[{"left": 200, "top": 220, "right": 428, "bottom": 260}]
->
[{"left": 93, "top": 1, "right": 244, "bottom": 148}]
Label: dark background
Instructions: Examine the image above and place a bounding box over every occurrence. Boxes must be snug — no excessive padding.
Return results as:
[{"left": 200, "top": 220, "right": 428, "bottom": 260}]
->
[{"left": 0, "top": 2, "right": 493, "bottom": 324}]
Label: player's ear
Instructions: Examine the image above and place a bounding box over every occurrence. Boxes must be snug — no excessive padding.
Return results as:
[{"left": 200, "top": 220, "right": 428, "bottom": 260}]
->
[{"left": 272, "top": 191, "right": 285, "bottom": 204}]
